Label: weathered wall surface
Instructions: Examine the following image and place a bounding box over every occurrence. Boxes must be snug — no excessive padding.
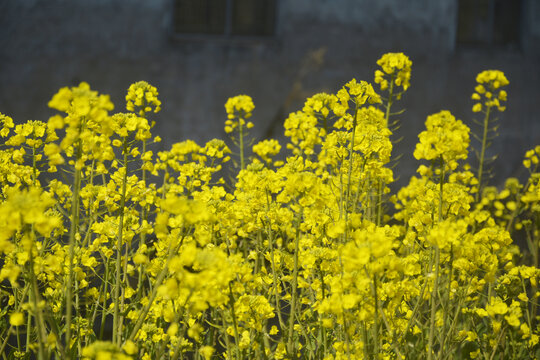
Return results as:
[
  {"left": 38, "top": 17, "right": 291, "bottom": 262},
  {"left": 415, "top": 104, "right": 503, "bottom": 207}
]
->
[
  {"left": 1, "top": 0, "right": 539, "bottom": 188},
  {"left": 279, "top": 0, "right": 457, "bottom": 51},
  {"left": 524, "top": 0, "right": 540, "bottom": 55}
]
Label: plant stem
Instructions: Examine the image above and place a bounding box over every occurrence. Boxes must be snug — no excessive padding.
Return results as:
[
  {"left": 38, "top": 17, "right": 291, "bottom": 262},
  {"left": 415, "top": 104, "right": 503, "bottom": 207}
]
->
[
  {"left": 99, "top": 261, "right": 110, "bottom": 340},
  {"left": 428, "top": 246, "right": 440, "bottom": 360},
  {"left": 137, "top": 140, "right": 148, "bottom": 295},
  {"left": 126, "top": 236, "right": 183, "bottom": 344},
  {"left": 371, "top": 274, "right": 380, "bottom": 357},
  {"left": 428, "top": 157, "right": 445, "bottom": 360},
  {"left": 345, "top": 104, "right": 359, "bottom": 233},
  {"left": 29, "top": 252, "right": 48, "bottom": 360},
  {"left": 0, "top": 286, "right": 29, "bottom": 356},
  {"left": 228, "top": 283, "right": 242, "bottom": 360},
  {"left": 384, "top": 74, "right": 395, "bottom": 128},
  {"left": 346, "top": 105, "right": 359, "bottom": 205},
  {"left": 66, "top": 141, "right": 82, "bottom": 351},
  {"left": 287, "top": 214, "right": 302, "bottom": 358},
  {"left": 113, "top": 138, "right": 129, "bottom": 345},
  {"left": 265, "top": 191, "right": 286, "bottom": 332},
  {"left": 476, "top": 106, "right": 491, "bottom": 201},
  {"left": 239, "top": 119, "right": 245, "bottom": 170}
]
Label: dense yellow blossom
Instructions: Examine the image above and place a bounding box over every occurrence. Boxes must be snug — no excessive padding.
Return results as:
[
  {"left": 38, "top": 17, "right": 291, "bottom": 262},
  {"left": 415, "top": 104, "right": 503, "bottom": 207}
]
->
[
  {"left": 374, "top": 52, "right": 412, "bottom": 91},
  {"left": 125, "top": 81, "right": 161, "bottom": 116},
  {"left": 414, "top": 110, "right": 470, "bottom": 168},
  {"left": 0, "top": 56, "right": 538, "bottom": 360}
]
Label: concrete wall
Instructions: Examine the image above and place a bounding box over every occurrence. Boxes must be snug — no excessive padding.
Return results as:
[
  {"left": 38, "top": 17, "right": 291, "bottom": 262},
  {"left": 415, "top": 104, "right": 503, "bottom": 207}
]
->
[
  {"left": 524, "top": 0, "right": 540, "bottom": 55},
  {"left": 1, "top": 0, "right": 539, "bottom": 188},
  {"left": 280, "top": 0, "right": 457, "bottom": 52}
]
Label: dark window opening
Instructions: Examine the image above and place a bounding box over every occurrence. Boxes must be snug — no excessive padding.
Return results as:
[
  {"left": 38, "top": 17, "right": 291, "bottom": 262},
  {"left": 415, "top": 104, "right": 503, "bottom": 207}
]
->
[
  {"left": 457, "top": 0, "right": 522, "bottom": 47},
  {"left": 173, "top": 0, "right": 276, "bottom": 38}
]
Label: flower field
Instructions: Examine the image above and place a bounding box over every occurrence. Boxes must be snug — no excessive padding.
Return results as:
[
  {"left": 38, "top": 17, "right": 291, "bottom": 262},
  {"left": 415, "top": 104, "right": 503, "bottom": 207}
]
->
[{"left": 0, "top": 53, "right": 539, "bottom": 359}]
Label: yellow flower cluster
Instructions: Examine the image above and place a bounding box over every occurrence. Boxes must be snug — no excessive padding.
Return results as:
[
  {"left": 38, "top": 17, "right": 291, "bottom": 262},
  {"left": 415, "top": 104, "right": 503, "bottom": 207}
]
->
[
  {"left": 224, "top": 95, "right": 254, "bottom": 133},
  {"left": 252, "top": 138, "right": 281, "bottom": 164},
  {"left": 472, "top": 70, "right": 509, "bottom": 113},
  {"left": 523, "top": 145, "right": 540, "bottom": 169},
  {"left": 0, "top": 112, "right": 14, "bottom": 137},
  {"left": 374, "top": 52, "right": 412, "bottom": 91},
  {"left": 1, "top": 53, "right": 539, "bottom": 360},
  {"left": 125, "top": 81, "right": 161, "bottom": 116},
  {"left": 414, "top": 110, "right": 470, "bottom": 170},
  {"left": 335, "top": 79, "right": 381, "bottom": 119}
]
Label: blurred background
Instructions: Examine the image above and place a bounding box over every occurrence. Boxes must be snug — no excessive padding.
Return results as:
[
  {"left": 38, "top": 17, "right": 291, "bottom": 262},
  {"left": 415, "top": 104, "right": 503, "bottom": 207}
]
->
[{"left": 1, "top": 0, "right": 539, "bottom": 188}]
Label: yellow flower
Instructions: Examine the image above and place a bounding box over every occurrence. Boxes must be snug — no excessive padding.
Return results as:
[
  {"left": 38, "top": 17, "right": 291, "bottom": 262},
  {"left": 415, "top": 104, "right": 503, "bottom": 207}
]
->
[
  {"left": 224, "top": 95, "right": 255, "bottom": 139},
  {"left": 122, "top": 341, "right": 137, "bottom": 355},
  {"left": 9, "top": 312, "right": 24, "bottom": 326},
  {"left": 199, "top": 346, "right": 214, "bottom": 360},
  {"left": 375, "top": 52, "right": 412, "bottom": 91},
  {"left": 225, "top": 95, "right": 254, "bottom": 119},
  {"left": 472, "top": 103, "right": 482, "bottom": 112},
  {"left": 413, "top": 110, "right": 470, "bottom": 165},
  {"left": 472, "top": 70, "right": 509, "bottom": 113},
  {"left": 269, "top": 325, "right": 279, "bottom": 335},
  {"left": 0, "top": 113, "right": 14, "bottom": 137},
  {"left": 486, "top": 297, "right": 508, "bottom": 317},
  {"left": 125, "top": 81, "right": 161, "bottom": 116},
  {"left": 253, "top": 139, "right": 281, "bottom": 164}
]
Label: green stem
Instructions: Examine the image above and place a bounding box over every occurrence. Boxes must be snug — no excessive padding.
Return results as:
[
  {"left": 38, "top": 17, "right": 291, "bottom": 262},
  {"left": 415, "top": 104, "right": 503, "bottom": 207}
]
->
[
  {"left": 337, "top": 253, "right": 352, "bottom": 360},
  {"left": 137, "top": 140, "right": 148, "bottom": 295},
  {"left": 346, "top": 105, "right": 359, "bottom": 205},
  {"left": 440, "top": 245, "right": 454, "bottom": 357},
  {"left": 29, "top": 252, "right": 48, "bottom": 360},
  {"left": 99, "top": 262, "right": 110, "bottom": 340},
  {"left": 317, "top": 264, "right": 328, "bottom": 357},
  {"left": 367, "top": 269, "right": 404, "bottom": 359},
  {"left": 371, "top": 274, "right": 380, "bottom": 357},
  {"left": 428, "top": 247, "right": 440, "bottom": 360},
  {"left": 376, "top": 181, "right": 384, "bottom": 226},
  {"left": 345, "top": 104, "right": 359, "bottom": 234},
  {"left": 476, "top": 106, "right": 491, "bottom": 201},
  {"left": 287, "top": 214, "right": 302, "bottom": 358},
  {"left": 428, "top": 157, "right": 445, "bottom": 360},
  {"left": 439, "top": 157, "right": 445, "bottom": 222},
  {"left": 113, "top": 138, "right": 129, "bottom": 345},
  {"left": 220, "top": 310, "right": 232, "bottom": 360},
  {"left": 0, "top": 286, "right": 29, "bottom": 356},
  {"left": 66, "top": 141, "right": 82, "bottom": 351},
  {"left": 228, "top": 283, "right": 242, "bottom": 360},
  {"left": 125, "top": 236, "right": 183, "bottom": 344},
  {"left": 32, "top": 143, "right": 38, "bottom": 186},
  {"left": 239, "top": 119, "right": 245, "bottom": 170},
  {"left": 171, "top": 306, "right": 191, "bottom": 360},
  {"left": 265, "top": 191, "right": 286, "bottom": 332},
  {"left": 376, "top": 74, "right": 394, "bottom": 226},
  {"left": 384, "top": 74, "right": 394, "bottom": 128},
  {"left": 26, "top": 304, "right": 31, "bottom": 354}
]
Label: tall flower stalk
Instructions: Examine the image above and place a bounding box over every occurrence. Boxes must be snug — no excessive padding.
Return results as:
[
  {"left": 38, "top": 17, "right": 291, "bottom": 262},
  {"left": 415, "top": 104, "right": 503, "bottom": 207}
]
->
[
  {"left": 471, "top": 70, "right": 509, "bottom": 200},
  {"left": 224, "top": 95, "right": 255, "bottom": 171}
]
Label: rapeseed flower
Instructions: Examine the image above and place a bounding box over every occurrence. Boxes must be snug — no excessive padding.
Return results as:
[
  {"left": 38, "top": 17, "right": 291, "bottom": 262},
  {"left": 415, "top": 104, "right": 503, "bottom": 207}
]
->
[
  {"left": 1, "top": 59, "right": 539, "bottom": 360},
  {"left": 375, "top": 52, "right": 412, "bottom": 91},
  {"left": 126, "top": 81, "right": 161, "bottom": 116},
  {"left": 414, "top": 110, "right": 470, "bottom": 169}
]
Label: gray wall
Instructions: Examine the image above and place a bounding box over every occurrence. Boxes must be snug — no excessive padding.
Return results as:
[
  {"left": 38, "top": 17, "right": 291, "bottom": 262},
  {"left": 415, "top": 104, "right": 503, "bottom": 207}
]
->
[{"left": 1, "top": 0, "right": 539, "bottom": 188}]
